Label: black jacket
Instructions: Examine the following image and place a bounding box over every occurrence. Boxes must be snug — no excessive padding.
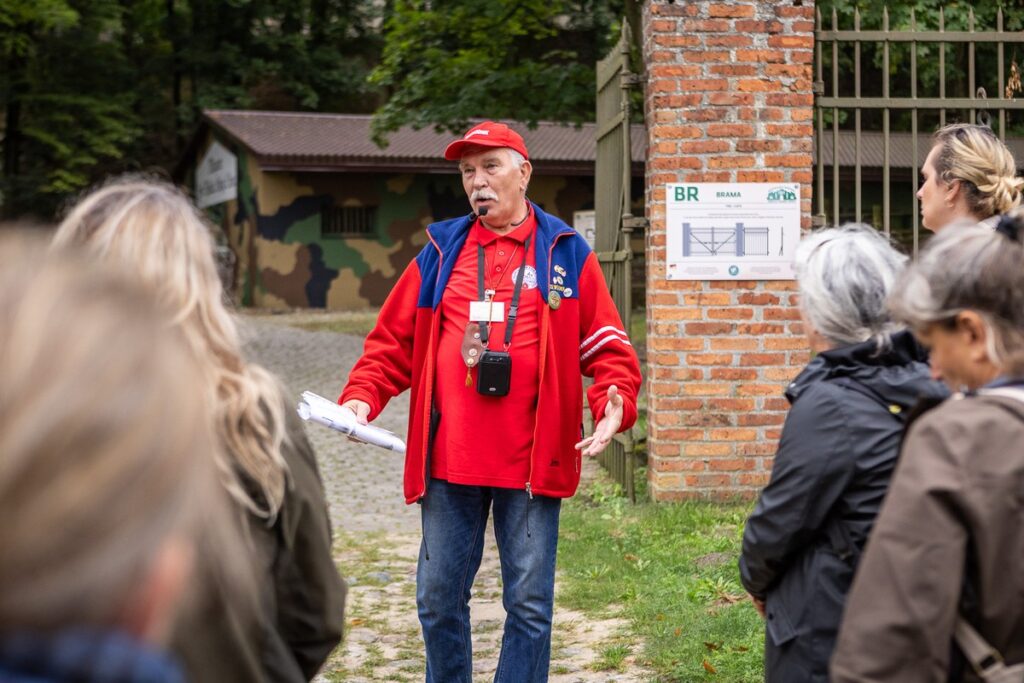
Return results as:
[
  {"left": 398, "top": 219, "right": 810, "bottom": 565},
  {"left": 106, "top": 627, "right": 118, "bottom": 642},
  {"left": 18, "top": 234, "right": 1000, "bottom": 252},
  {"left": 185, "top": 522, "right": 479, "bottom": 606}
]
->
[{"left": 739, "top": 330, "right": 947, "bottom": 683}]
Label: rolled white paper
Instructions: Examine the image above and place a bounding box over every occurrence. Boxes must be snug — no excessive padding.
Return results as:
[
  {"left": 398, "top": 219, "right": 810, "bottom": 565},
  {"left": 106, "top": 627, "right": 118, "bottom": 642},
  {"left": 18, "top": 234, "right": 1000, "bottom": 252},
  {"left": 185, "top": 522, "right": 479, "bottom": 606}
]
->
[{"left": 296, "top": 391, "right": 406, "bottom": 454}]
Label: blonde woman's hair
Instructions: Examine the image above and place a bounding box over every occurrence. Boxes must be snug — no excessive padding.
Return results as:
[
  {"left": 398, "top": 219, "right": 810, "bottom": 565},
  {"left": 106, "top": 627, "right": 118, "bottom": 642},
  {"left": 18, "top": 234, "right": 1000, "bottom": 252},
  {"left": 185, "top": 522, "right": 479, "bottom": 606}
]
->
[
  {"left": 932, "top": 123, "right": 1024, "bottom": 219},
  {"left": 0, "top": 234, "right": 246, "bottom": 631},
  {"left": 52, "top": 177, "right": 290, "bottom": 521}
]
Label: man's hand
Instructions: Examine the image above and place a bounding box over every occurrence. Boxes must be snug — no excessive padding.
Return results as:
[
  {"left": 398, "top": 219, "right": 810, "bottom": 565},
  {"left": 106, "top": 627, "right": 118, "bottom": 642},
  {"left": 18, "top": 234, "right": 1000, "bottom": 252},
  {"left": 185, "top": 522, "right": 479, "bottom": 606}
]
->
[
  {"left": 341, "top": 399, "right": 371, "bottom": 426},
  {"left": 575, "top": 385, "right": 624, "bottom": 457},
  {"left": 749, "top": 593, "right": 766, "bottom": 619}
]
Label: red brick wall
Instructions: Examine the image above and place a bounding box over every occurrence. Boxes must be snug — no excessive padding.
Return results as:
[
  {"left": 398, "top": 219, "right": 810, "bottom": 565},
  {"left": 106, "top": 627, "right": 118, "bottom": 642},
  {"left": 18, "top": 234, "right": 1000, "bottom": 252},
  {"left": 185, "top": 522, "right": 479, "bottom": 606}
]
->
[{"left": 642, "top": 0, "right": 815, "bottom": 500}]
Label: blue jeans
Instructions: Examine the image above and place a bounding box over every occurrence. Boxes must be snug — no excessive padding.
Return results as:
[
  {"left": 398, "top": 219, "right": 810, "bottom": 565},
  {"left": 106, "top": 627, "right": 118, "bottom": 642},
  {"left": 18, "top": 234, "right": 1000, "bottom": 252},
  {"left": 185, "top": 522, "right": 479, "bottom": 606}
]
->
[{"left": 417, "top": 478, "right": 561, "bottom": 683}]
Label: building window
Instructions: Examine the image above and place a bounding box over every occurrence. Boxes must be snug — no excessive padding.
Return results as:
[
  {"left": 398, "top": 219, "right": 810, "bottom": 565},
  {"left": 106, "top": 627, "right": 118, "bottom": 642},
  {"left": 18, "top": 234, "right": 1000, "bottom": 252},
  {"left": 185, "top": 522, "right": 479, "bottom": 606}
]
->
[{"left": 322, "top": 205, "right": 377, "bottom": 238}]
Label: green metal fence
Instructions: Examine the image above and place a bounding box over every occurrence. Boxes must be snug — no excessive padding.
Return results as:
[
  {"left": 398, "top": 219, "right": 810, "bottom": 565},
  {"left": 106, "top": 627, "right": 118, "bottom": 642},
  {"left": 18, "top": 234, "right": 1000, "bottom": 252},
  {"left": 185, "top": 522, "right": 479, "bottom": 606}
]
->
[
  {"left": 594, "top": 20, "right": 643, "bottom": 501},
  {"left": 814, "top": 6, "right": 1024, "bottom": 247}
]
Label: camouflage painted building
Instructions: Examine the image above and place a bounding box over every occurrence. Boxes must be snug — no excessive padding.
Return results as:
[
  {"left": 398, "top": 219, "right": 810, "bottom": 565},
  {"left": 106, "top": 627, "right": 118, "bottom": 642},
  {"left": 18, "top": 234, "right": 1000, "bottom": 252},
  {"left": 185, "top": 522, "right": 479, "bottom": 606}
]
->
[{"left": 177, "top": 111, "right": 645, "bottom": 309}]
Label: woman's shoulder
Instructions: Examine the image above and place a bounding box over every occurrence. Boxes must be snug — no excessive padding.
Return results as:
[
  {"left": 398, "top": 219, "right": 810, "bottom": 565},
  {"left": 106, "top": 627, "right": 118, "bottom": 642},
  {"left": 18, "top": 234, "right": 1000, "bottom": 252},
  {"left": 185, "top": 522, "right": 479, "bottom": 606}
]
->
[
  {"left": 283, "top": 397, "right": 331, "bottom": 489},
  {"left": 916, "top": 391, "right": 1024, "bottom": 430},
  {"left": 243, "top": 389, "right": 327, "bottom": 532},
  {"left": 907, "top": 392, "right": 1024, "bottom": 463},
  {"left": 791, "top": 372, "right": 883, "bottom": 413},
  {"left": 780, "top": 380, "right": 849, "bottom": 439},
  {"left": 252, "top": 381, "right": 320, "bottom": 483}
]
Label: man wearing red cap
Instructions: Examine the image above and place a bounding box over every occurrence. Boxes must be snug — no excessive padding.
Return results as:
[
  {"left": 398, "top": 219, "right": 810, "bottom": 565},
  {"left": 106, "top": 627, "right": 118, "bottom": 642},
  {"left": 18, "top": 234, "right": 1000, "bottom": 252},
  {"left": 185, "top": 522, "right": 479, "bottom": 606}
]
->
[{"left": 337, "top": 121, "right": 641, "bottom": 682}]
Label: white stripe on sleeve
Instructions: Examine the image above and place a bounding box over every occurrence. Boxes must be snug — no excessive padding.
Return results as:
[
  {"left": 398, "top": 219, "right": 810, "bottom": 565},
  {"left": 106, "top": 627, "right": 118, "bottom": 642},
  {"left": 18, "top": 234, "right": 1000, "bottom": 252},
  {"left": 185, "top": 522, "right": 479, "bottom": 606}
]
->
[
  {"left": 580, "top": 333, "right": 632, "bottom": 361},
  {"left": 580, "top": 325, "right": 628, "bottom": 351}
]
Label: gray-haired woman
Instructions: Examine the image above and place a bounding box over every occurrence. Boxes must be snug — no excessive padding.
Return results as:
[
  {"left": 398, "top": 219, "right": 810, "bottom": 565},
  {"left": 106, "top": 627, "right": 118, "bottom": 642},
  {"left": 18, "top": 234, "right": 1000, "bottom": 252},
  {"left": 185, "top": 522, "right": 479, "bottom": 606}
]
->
[
  {"left": 739, "top": 224, "right": 947, "bottom": 682},
  {"left": 832, "top": 213, "right": 1024, "bottom": 682}
]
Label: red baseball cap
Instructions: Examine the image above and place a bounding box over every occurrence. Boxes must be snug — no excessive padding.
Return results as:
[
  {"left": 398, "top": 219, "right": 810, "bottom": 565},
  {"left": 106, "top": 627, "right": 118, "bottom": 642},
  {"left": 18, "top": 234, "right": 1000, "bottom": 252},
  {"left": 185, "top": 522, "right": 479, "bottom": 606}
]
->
[{"left": 443, "top": 121, "right": 529, "bottom": 161}]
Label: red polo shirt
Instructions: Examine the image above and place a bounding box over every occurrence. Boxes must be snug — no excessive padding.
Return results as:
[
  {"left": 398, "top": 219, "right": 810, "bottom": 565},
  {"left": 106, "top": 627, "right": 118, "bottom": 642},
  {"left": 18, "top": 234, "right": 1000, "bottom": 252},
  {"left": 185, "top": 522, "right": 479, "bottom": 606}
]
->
[{"left": 431, "top": 211, "right": 541, "bottom": 487}]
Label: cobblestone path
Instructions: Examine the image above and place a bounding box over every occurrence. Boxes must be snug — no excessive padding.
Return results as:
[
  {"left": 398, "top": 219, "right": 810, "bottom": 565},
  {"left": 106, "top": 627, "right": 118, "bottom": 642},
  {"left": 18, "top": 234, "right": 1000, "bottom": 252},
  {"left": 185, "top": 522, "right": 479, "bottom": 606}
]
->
[{"left": 242, "top": 313, "right": 651, "bottom": 683}]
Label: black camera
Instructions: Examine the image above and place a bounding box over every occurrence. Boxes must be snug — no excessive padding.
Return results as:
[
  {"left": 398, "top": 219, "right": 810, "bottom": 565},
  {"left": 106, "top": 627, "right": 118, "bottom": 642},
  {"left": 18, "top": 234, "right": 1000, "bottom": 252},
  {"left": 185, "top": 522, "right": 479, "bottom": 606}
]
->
[{"left": 476, "top": 350, "right": 511, "bottom": 397}]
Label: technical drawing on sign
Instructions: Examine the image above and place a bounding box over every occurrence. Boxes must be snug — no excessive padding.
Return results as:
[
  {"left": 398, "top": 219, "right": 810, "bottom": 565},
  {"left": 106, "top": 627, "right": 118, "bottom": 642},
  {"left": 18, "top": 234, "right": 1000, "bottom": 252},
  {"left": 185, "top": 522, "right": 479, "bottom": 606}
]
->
[{"left": 681, "top": 222, "right": 771, "bottom": 257}]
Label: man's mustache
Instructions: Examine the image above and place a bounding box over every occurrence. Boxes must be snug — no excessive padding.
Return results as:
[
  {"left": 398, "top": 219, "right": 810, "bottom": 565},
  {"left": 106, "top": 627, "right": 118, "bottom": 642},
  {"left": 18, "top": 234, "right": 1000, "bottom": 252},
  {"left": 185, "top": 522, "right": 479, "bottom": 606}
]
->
[{"left": 472, "top": 191, "right": 498, "bottom": 202}]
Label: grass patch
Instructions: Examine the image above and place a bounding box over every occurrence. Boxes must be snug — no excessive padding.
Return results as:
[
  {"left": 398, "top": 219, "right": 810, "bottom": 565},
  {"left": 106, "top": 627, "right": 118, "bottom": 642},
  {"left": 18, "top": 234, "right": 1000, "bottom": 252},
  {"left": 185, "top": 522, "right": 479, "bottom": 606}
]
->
[
  {"left": 356, "top": 643, "right": 386, "bottom": 676},
  {"left": 557, "top": 480, "right": 763, "bottom": 682},
  {"left": 593, "top": 643, "right": 632, "bottom": 672},
  {"left": 291, "top": 311, "right": 379, "bottom": 337},
  {"left": 335, "top": 530, "right": 390, "bottom": 567}
]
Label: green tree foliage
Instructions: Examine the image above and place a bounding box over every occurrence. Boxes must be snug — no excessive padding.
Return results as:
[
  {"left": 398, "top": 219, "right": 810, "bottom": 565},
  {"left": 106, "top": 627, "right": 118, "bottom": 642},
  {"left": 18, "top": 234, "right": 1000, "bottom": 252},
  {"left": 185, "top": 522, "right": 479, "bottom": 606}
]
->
[
  {"left": 368, "top": 0, "right": 630, "bottom": 145},
  {"left": 1, "top": 0, "right": 636, "bottom": 217},
  {"left": 0, "top": 1, "right": 78, "bottom": 58},
  {"left": 816, "top": 0, "right": 1024, "bottom": 132},
  {"left": 1, "top": 0, "right": 383, "bottom": 218},
  {"left": 1, "top": 1, "right": 132, "bottom": 214},
  {"left": 182, "top": 0, "right": 380, "bottom": 115}
]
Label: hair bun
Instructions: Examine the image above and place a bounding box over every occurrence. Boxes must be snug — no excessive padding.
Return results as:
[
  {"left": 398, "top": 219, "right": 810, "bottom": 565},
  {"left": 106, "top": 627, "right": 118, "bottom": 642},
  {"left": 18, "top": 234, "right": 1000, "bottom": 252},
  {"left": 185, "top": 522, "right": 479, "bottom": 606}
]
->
[{"left": 1010, "top": 176, "right": 1024, "bottom": 198}]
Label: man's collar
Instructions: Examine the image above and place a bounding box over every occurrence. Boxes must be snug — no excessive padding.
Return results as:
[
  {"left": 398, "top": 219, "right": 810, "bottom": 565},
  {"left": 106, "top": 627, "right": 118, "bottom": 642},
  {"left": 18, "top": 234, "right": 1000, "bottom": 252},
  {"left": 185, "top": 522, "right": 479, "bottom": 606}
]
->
[{"left": 473, "top": 205, "right": 535, "bottom": 245}]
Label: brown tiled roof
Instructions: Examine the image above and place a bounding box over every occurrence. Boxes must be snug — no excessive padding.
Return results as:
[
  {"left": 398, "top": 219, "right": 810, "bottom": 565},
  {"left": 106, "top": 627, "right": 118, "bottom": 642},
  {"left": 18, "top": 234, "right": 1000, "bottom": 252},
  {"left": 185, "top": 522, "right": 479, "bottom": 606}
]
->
[
  {"left": 817, "top": 130, "right": 1024, "bottom": 169},
  {"left": 204, "top": 110, "right": 646, "bottom": 175}
]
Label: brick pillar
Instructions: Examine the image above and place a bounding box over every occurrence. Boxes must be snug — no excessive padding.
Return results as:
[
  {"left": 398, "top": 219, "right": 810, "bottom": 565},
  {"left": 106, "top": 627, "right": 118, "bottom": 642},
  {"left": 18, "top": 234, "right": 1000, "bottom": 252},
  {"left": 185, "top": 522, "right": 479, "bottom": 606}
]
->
[{"left": 642, "top": 0, "right": 815, "bottom": 500}]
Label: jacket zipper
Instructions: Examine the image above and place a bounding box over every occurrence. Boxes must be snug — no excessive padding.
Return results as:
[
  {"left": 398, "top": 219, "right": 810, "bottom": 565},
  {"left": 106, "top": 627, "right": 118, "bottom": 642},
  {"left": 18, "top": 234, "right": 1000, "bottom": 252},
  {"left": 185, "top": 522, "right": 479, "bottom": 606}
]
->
[
  {"left": 419, "top": 230, "right": 446, "bottom": 501},
  {"left": 524, "top": 229, "right": 575, "bottom": 498}
]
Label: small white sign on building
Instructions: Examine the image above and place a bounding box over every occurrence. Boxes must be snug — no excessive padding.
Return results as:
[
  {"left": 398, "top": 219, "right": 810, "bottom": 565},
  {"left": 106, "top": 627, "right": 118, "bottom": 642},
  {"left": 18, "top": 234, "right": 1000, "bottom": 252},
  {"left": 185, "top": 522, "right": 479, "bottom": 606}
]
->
[
  {"left": 665, "top": 183, "right": 800, "bottom": 280},
  {"left": 573, "top": 210, "right": 596, "bottom": 249},
  {"left": 195, "top": 141, "right": 238, "bottom": 209}
]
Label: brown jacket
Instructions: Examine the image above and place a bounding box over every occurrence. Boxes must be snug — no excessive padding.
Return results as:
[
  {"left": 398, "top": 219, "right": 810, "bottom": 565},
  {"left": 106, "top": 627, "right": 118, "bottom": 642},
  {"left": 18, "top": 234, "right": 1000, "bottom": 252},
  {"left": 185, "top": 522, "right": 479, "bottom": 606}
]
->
[
  {"left": 831, "top": 391, "right": 1024, "bottom": 682},
  {"left": 172, "top": 407, "right": 346, "bottom": 682}
]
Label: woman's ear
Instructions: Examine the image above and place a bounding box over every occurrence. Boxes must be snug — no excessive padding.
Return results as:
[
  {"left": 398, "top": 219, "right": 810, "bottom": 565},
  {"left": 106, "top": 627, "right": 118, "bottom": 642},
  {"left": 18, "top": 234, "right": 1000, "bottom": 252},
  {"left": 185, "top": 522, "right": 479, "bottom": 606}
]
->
[
  {"left": 944, "top": 178, "right": 962, "bottom": 207},
  {"left": 120, "top": 537, "right": 194, "bottom": 644},
  {"left": 956, "top": 310, "right": 991, "bottom": 361}
]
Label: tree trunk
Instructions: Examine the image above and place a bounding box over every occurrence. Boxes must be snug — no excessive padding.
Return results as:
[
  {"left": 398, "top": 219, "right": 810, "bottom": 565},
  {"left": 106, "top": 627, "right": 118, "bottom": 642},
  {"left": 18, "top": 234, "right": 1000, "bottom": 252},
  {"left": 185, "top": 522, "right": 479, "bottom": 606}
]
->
[
  {"left": 167, "top": 0, "right": 184, "bottom": 153},
  {"left": 2, "top": 99, "right": 21, "bottom": 215},
  {"left": 2, "top": 53, "right": 24, "bottom": 218},
  {"left": 188, "top": 0, "right": 200, "bottom": 131}
]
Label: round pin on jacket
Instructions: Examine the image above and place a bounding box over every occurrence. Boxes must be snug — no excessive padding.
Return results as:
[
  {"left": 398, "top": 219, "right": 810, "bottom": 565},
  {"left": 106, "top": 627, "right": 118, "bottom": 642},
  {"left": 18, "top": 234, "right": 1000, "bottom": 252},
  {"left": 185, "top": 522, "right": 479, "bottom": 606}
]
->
[{"left": 548, "top": 291, "right": 561, "bottom": 309}]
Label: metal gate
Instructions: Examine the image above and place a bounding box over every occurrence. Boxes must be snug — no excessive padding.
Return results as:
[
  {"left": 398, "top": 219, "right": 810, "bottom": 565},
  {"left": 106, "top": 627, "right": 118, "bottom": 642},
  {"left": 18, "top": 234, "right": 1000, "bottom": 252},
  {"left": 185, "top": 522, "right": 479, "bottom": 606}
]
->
[
  {"left": 813, "top": 6, "right": 1024, "bottom": 246},
  {"left": 595, "top": 19, "right": 644, "bottom": 501}
]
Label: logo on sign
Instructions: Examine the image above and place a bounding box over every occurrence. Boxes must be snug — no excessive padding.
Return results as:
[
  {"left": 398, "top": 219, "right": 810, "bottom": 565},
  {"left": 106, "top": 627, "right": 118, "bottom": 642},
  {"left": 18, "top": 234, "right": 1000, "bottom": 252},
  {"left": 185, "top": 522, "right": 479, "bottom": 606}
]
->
[{"left": 767, "top": 187, "right": 797, "bottom": 202}]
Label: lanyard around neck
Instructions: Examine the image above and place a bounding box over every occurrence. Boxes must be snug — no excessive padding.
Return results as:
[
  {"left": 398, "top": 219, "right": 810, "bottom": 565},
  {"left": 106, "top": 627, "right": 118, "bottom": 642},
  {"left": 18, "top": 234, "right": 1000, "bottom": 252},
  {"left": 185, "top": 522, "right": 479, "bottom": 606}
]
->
[{"left": 477, "top": 234, "right": 531, "bottom": 348}]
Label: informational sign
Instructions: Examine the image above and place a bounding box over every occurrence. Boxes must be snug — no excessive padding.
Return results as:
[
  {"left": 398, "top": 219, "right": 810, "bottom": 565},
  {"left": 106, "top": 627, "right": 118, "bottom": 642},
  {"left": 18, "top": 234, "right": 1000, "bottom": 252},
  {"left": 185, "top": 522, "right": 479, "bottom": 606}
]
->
[
  {"left": 573, "top": 209, "right": 596, "bottom": 249},
  {"left": 195, "top": 141, "right": 237, "bottom": 209},
  {"left": 665, "top": 183, "right": 800, "bottom": 280}
]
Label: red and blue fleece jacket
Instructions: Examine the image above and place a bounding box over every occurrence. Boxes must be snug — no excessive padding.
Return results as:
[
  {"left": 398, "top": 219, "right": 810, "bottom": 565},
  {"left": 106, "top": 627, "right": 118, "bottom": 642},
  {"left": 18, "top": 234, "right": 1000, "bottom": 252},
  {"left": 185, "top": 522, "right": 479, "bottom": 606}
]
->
[{"left": 340, "top": 202, "right": 642, "bottom": 502}]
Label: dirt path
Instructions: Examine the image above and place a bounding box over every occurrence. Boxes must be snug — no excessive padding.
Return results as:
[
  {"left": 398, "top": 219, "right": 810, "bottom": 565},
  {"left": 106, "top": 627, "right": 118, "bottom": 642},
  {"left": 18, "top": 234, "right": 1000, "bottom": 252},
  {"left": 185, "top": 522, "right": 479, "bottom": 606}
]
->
[{"left": 242, "top": 312, "right": 653, "bottom": 682}]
